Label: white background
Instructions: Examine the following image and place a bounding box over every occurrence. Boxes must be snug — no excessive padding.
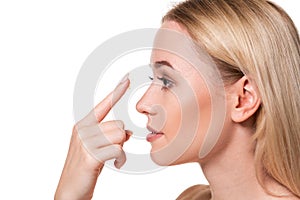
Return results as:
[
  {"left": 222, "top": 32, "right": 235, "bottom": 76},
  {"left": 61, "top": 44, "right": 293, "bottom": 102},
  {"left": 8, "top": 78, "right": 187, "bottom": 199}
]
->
[{"left": 0, "top": 0, "right": 298, "bottom": 199}]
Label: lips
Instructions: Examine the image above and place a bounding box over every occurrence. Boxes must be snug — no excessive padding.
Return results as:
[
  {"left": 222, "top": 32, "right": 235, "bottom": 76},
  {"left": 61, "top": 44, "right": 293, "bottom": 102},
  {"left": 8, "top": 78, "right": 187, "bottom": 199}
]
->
[{"left": 146, "top": 125, "right": 164, "bottom": 142}]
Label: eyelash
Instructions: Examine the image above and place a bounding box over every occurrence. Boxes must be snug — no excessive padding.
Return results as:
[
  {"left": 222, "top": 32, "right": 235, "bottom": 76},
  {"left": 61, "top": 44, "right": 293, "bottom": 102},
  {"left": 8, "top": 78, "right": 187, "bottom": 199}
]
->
[{"left": 148, "top": 76, "right": 174, "bottom": 90}]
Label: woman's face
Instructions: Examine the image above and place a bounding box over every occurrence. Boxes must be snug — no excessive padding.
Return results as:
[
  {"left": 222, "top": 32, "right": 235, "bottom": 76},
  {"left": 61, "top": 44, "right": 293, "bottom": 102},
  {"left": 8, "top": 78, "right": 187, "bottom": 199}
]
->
[{"left": 136, "top": 21, "right": 225, "bottom": 165}]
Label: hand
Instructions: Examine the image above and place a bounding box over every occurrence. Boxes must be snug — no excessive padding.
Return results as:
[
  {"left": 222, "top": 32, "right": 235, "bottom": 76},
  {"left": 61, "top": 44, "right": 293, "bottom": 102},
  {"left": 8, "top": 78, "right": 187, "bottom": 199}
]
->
[{"left": 55, "top": 77, "right": 131, "bottom": 200}]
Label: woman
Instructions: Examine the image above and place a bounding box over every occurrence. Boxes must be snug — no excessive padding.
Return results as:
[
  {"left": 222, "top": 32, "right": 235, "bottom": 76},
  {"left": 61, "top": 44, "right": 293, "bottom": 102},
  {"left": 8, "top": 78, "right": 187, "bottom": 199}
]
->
[{"left": 55, "top": 0, "right": 300, "bottom": 199}]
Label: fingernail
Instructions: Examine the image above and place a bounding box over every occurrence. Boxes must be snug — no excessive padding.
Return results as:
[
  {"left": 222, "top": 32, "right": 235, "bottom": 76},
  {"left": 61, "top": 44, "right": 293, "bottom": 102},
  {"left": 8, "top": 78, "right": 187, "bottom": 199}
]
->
[
  {"left": 119, "top": 73, "right": 129, "bottom": 84},
  {"left": 126, "top": 130, "right": 133, "bottom": 136}
]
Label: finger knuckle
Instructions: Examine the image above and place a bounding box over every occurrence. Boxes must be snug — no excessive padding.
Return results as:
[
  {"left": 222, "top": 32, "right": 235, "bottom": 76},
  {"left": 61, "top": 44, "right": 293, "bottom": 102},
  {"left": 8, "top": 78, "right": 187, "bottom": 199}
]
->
[
  {"left": 112, "top": 145, "right": 123, "bottom": 156},
  {"left": 114, "top": 130, "right": 126, "bottom": 143}
]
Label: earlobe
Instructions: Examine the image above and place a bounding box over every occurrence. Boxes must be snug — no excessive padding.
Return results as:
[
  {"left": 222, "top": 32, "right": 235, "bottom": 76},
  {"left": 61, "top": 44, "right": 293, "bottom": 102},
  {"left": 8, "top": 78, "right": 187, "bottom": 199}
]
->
[{"left": 231, "top": 76, "right": 261, "bottom": 123}]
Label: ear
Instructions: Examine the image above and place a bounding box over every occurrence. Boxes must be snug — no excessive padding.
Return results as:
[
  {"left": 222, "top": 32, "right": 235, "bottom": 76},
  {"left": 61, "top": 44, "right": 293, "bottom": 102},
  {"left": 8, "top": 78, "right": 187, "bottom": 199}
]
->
[{"left": 231, "top": 76, "right": 261, "bottom": 123}]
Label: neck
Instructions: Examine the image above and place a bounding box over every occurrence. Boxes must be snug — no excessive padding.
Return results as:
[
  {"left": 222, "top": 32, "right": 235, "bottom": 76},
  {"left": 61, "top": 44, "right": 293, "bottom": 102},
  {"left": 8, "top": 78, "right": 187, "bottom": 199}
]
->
[{"left": 199, "top": 126, "right": 290, "bottom": 200}]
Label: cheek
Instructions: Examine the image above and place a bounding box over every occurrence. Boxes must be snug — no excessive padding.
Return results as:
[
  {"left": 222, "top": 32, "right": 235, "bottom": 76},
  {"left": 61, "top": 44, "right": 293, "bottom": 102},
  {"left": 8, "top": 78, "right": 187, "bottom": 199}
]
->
[
  {"left": 184, "top": 87, "right": 212, "bottom": 161},
  {"left": 152, "top": 72, "right": 219, "bottom": 166},
  {"left": 150, "top": 91, "right": 182, "bottom": 147},
  {"left": 173, "top": 83, "right": 212, "bottom": 164},
  {"left": 164, "top": 97, "right": 182, "bottom": 139},
  {"left": 150, "top": 82, "right": 211, "bottom": 165}
]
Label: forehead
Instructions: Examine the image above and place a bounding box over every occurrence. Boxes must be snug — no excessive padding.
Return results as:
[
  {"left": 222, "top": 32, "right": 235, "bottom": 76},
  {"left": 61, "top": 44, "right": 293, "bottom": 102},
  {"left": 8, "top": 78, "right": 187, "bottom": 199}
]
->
[
  {"left": 150, "top": 21, "right": 196, "bottom": 73},
  {"left": 150, "top": 49, "right": 192, "bottom": 74},
  {"left": 151, "top": 20, "right": 218, "bottom": 81}
]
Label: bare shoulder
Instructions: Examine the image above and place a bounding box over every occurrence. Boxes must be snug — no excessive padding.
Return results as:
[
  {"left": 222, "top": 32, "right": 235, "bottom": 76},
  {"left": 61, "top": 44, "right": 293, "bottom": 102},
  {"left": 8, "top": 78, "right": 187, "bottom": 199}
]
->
[{"left": 176, "top": 184, "right": 211, "bottom": 200}]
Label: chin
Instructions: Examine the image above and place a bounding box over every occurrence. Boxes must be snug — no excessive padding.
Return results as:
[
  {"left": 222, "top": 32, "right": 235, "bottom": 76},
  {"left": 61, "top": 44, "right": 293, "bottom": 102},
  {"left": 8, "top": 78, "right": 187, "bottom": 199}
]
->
[{"left": 150, "top": 148, "right": 192, "bottom": 166}]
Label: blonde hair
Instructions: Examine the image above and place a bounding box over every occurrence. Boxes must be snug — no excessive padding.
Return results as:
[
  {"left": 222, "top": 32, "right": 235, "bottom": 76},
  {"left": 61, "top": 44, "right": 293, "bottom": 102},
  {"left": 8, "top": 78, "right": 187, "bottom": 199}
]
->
[{"left": 163, "top": 0, "right": 300, "bottom": 197}]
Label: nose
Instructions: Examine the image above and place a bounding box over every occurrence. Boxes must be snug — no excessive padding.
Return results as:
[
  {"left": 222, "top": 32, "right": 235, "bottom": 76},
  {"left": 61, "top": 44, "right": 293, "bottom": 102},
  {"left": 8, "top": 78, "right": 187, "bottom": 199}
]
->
[{"left": 136, "top": 86, "right": 154, "bottom": 116}]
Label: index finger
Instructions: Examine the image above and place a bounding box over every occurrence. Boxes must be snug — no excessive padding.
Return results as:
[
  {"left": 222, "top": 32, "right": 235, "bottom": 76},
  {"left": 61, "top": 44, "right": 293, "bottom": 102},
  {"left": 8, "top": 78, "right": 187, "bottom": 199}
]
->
[{"left": 84, "top": 75, "right": 130, "bottom": 125}]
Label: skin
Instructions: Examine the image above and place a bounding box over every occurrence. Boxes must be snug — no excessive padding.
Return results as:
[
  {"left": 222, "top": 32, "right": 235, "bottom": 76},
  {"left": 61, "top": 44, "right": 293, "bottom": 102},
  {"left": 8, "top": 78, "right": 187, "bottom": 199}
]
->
[
  {"left": 55, "top": 78, "right": 131, "bottom": 200},
  {"left": 55, "top": 21, "right": 298, "bottom": 200},
  {"left": 140, "top": 21, "right": 296, "bottom": 200},
  {"left": 136, "top": 48, "right": 213, "bottom": 165}
]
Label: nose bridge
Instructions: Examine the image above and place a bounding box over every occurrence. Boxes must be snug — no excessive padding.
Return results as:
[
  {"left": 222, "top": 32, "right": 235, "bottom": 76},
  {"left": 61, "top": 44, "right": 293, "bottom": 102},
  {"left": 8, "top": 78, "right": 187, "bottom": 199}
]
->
[{"left": 136, "top": 84, "right": 156, "bottom": 114}]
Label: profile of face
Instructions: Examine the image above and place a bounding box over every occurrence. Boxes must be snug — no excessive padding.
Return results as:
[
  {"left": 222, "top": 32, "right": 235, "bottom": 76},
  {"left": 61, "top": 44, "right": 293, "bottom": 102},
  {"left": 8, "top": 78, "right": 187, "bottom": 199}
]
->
[{"left": 136, "top": 21, "right": 227, "bottom": 166}]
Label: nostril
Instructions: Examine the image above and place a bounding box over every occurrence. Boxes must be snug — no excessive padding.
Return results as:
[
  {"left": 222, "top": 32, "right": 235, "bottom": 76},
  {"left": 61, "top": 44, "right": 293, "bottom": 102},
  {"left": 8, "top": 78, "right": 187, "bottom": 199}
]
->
[
  {"left": 136, "top": 99, "right": 152, "bottom": 115},
  {"left": 136, "top": 102, "right": 150, "bottom": 115},
  {"left": 136, "top": 99, "right": 144, "bottom": 114},
  {"left": 136, "top": 103, "right": 142, "bottom": 113},
  {"left": 123, "top": 86, "right": 147, "bottom": 128}
]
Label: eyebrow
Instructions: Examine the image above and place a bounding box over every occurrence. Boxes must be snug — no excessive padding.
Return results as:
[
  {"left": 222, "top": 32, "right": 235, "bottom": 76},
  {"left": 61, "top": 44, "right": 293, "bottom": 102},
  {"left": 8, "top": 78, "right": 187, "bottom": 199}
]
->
[{"left": 153, "top": 60, "right": 174, "bottom": 69}]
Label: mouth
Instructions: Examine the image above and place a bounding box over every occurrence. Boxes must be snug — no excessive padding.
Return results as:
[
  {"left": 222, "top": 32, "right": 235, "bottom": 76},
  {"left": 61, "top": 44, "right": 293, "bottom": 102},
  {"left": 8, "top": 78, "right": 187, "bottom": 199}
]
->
[{"left": 146, "top": 125, "right": 164, "bottom": 143}]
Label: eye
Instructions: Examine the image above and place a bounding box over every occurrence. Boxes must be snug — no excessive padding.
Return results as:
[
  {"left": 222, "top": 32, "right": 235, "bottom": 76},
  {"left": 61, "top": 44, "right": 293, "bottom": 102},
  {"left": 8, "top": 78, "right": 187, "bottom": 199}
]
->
[
  {"left": 157, "top": 76, "right": 174, "bottom": 90},
  {"left": 148, "top": 76, "right": 174, "bottom": 91}
]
